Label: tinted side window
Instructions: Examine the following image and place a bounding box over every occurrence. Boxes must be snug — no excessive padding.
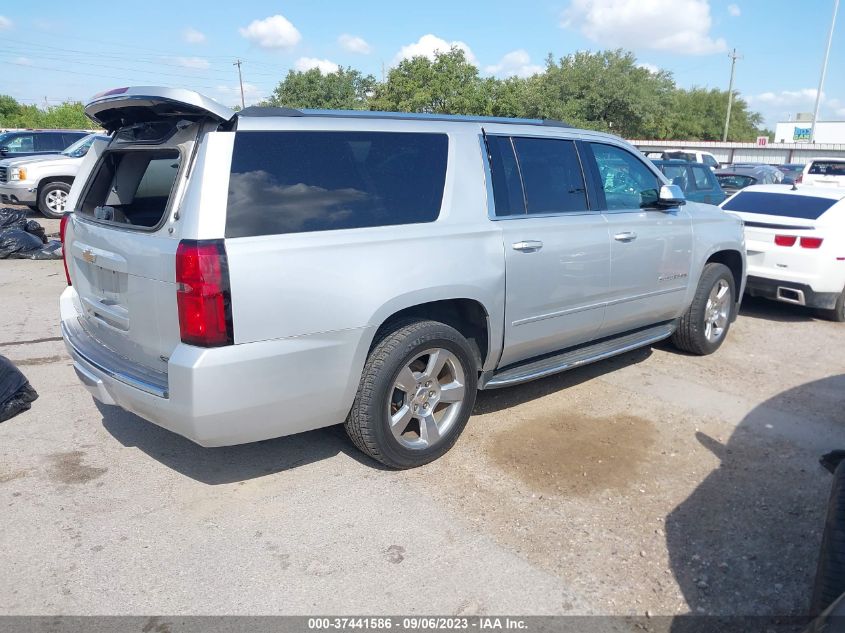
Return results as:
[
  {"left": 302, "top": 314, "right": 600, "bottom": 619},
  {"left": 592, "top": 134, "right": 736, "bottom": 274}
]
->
[
  {"left": 660, "top": 164, "right": 689, "bottom": 190},
  {"left": 35, "top": 133, "right": 65, "bottom": 152},
  {"left": 5, "top": 134, "right": 34, "bottom": 152},
  {"left": 511, "top": 137, "right": 587, "bottom": 214},
  {"left": 486, "top": 135, "right": 525, "bottom": 216},
  {"left": 226, "top": 131, "right": 448, "bottom": 237},
  {"left": 62, "top": 133, "right": 87, "bottom": 147},
  {"left": 691, "top": 166, "right": 712, "bottom": 190},
  {"left": 703, "top": 154, "right": 719, "bottom": 168},
  {"left": 590, "top": 143, "right": 660, "bottom": 210}
]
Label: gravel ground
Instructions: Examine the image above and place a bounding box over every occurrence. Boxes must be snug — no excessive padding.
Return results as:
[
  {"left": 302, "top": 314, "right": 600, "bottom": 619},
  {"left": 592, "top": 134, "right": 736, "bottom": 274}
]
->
[{"left": 0, "top": 211, "right": 842, "bottom": 616}]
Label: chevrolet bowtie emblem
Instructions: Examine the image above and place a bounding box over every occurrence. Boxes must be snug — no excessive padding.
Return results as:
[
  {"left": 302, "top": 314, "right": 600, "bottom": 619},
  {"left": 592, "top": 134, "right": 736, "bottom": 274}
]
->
[{"left": 82, "top": 249, "right": 96, "bottom": 264}]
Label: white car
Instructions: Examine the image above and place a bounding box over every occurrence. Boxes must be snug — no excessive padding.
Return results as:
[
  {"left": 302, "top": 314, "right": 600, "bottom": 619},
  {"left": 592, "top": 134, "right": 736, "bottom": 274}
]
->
[
  {"left": 648, "top": 149, "right": 721, "bottom": 171},
  {"left": 0, "top": 133, "right": 109, "bottom": 218},
  {"left": 721, "top": 184, "right": 845, "bottom": 320},
  {"left": 799, "top": 158, "right": 845, "bottom": 188}
]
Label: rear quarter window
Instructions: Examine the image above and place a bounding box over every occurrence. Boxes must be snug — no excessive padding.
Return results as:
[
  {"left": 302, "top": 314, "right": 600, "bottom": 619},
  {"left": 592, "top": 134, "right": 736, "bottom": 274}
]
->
[
  {"left": 722, "top": 191, "right": 840, "bottom": 220},
  {"left": 808, "top": 162, "right": 845, "bottom": 176},
  {"left": 225, "top": 131, "right": 448, "bottom": 237}
]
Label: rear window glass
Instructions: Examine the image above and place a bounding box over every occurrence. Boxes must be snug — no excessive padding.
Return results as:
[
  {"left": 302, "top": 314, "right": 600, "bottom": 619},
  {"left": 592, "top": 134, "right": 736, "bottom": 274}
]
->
[
  {"left": 225, "top": 131, "right": 448, "bottom": 237},
  {"left": 79, "top": 150, "right": 181, "bottom": 228},
  {"left": 722, "top": 191, "right": 840, "bottom": 219},
  {"left": 808, "top": 162, "right": 845, "bottom": 176}
]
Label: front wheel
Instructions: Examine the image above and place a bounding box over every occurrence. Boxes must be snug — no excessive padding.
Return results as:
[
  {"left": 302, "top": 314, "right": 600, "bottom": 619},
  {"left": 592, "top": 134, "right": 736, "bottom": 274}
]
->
[
  {"left": 345, "top": 319, "right": 478, "bottom": 469},
  {"left": 671, "top": 263, "right": 736, "bottom": 355},
  {"left": 37, "top": 182, "right": 71, "bottom": 219}
]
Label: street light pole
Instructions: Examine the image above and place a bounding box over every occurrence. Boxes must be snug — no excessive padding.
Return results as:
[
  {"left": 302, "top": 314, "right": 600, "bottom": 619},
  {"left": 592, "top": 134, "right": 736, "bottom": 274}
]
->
[
  {"left": 722, "top": 48, "right": 740, "bottom": 142},
  {"left": 810, "top": 0, "right": 840, "bottom": 144}
]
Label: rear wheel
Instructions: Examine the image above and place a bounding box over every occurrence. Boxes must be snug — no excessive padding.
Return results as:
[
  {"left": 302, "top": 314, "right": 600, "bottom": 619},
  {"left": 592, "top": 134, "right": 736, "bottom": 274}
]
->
[
  {"left": 345, "top": 319, "right": 478, "bottom": 469},
  {"left": 37, "top": 182, "right": 71, "bottom": 219},
  {"left": 671, "top": 263, "right": 736, "bottom": 355},
  {"left": 816, "top": 289, "right": 845, "bottom": 323}
]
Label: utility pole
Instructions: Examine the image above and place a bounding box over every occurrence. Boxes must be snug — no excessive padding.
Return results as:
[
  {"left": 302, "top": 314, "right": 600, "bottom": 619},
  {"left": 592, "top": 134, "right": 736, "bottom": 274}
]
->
[
  {"left": 722, "top": 49, "right": 740, "bottom": 142},
  {"left": 233, "top": 59, "right": 245, "bottom": 109},
  {"left": 810, "top": 0, "right": 839, "bottom": 144}
]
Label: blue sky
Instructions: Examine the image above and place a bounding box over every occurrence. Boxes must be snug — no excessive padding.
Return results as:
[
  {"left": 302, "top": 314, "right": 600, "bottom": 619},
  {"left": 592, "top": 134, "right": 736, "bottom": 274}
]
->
[{"left": 1, "top": 0, "right": 843, "bottom": 129}]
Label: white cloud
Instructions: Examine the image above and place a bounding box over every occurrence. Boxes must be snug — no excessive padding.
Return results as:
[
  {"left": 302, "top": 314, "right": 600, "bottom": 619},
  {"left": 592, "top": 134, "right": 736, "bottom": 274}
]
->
[
  {"left": 183, "top": 27, "right": 206, "bottom": 44},
  {"left": 637, "top": 62, "right": 660, "bottom": 73},
  {"left": 167, "top": 56, "right": 211, "bottom": 70},
  {"left": 294, "top": 57, "right": 340, "bottom": 74},
  {"left": 14, "top": 56, "right": 33, "bottom": 66},
  {"left": 727, "top": 3, "right": 741, "bottom": 16},
  {"left": 239, "top": 14, "right": 301, "bottom": 50},
  {"left": 393, "top": 34, "right": 477, "bottom": 65},
  {"left": 338, "top": 34, "right": 372, "bottom": 55},
  {"left": 0, "top": 15, "right": 12, "bottom": 30},
  {"left": 484, "top": 50, "right": 544, "bottom": 78},
  {"left": 216, "top": 82, "right": 263, "bottom": 106},
  {"left": 747, "top": 88, "right": 819, "bottom": 106},
  {"left": 561, "top": 0, "right": 727, "bottom": 55}
]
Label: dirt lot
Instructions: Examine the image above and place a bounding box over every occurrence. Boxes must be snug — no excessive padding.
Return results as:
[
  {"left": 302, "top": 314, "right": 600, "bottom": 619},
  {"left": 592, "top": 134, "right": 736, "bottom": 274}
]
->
[{"left": 0, "top": 210, "right": 843, "bottom": 616}]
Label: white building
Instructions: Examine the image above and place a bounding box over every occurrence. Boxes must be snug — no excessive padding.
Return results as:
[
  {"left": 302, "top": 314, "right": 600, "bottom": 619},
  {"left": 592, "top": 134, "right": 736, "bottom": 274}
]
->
[{"left": 774, "top": 120, "right": 845, "bottom": 144}]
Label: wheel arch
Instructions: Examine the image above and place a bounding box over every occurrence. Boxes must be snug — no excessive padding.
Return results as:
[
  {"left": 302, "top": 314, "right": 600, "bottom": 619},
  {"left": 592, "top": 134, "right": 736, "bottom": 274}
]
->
[
  {"left": 38, "top": 176, "right": 74, "bottom": 191},
  {"left": 705, "top": 249, "right": 745, "bottom": 301},
  {"left": 368, "top": 296, "right": 496, "bottom": 373}
]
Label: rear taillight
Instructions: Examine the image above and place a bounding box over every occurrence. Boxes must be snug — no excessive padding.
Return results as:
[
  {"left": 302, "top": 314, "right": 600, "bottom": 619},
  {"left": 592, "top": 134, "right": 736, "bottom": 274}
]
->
[
  {"left": 774, "top": 235, "right": 797, "bottom": 246},
  {"left": 796, "top": 174, "right": 803, "bottom": 184},
  {"left": 60, "top": 213, "right": 71, "bottom": 286},
  {"left": 800, "top": 237, "right": 824, "bottom": 249},
  {"left": 175, "top": 240, "right": 233, "bottom": 347}
]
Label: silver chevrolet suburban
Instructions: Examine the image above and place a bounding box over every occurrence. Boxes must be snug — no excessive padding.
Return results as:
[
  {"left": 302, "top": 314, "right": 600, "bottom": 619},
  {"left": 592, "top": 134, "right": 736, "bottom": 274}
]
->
[{"left": 61, "top": 87, "right": 746, "bottom": 469}]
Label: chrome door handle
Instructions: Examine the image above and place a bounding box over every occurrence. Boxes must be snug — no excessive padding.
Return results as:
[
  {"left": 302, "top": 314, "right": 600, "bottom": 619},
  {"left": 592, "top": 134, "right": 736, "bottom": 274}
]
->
[
  {"left": 512, "top": 240, "right": 544, "bottom": 253},
  {"left": 614, "top": 232, "right": 638, "bottom": 243}
]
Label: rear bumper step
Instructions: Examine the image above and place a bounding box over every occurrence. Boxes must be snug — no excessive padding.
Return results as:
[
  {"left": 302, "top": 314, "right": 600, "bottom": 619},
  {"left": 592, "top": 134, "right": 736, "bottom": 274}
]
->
[
  {"left": 481, "top": 321, "right": 676, "bottom": 389},
  {"left": 62, "top": 317, "right": 169, "bottom": 398}
]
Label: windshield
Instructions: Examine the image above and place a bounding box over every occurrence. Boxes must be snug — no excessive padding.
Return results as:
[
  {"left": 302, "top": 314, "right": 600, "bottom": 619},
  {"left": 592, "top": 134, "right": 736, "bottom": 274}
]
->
[
  {"left": 61, "top": 134, "right": 99, "bottom": 158},
  {"left": 717, "top": 175, "right": 756, "bottom": 190},
  {"left": 808, "top": 161, "right": 845, "bottom": 176}
]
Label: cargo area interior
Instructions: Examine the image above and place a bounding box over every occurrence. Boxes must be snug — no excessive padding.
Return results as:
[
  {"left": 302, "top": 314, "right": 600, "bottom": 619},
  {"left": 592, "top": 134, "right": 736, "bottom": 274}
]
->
[{"left": 80, "top": 149, "right": 181, "bottom": 228}]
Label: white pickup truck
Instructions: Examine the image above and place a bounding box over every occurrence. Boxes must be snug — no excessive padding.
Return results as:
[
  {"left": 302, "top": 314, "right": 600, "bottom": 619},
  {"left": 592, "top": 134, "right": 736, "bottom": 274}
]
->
[{"left": 0, "top": 133, "right": 109, "bottom": 218}]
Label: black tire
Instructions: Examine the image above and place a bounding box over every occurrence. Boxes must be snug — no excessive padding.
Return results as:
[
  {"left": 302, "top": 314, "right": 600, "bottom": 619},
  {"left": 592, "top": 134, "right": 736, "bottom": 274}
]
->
[
  {"left": 816, "top": 289, "right": 845, "bottom": 323},
  {"left": 811, "top": 461, "right": 845, "bottom": 615},
  {"left": 671, "top": 262, "right": 736, "bottom": 355},
  {"left": 345, "top": 319, "right": 478, "bottom": 469},
  {"left": 37, "top": 181, "right": 71, "bottom": 219}
]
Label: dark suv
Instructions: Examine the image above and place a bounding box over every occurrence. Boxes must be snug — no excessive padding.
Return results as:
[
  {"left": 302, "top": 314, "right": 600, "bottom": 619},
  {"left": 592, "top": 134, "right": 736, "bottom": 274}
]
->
[{"left": 0, "top": 130, "right": 89, "bottom": 160}]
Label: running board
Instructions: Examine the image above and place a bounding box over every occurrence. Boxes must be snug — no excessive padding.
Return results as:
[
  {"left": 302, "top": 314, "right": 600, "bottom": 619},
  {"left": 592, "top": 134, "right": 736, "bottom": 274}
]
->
[{"left": 481, "top": 322, "right": 676, "bottom": 390}]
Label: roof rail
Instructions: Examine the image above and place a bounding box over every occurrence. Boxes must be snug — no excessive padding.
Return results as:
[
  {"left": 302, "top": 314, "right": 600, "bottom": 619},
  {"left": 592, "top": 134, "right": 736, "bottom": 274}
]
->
[{"left": 235, "top": 107, "right": 572, "bottom": 128}]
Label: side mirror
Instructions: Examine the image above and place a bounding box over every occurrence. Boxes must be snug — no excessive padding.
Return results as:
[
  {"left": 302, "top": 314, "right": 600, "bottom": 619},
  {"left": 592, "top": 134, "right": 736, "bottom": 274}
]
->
[{"left": 656, "top": 184, "right": 686, "bottom": 208}]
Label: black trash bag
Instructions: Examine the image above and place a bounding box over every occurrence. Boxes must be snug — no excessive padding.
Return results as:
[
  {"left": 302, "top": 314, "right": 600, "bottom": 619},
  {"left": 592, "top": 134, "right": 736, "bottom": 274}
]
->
[
  {"left": 25, "top": 220, "right": 48, "bottom": 244},
  {"left": 0, "top": 208, "right": 28, "bottom": 230},
  {"left": 0, "top": 355, "right": 38, "bottom": 423},
  {"left": 9, "top": 239, "right": 63, "bottom": 260},
  {"left": 0, "top": 228, "right": 45, "bottom": 259}
]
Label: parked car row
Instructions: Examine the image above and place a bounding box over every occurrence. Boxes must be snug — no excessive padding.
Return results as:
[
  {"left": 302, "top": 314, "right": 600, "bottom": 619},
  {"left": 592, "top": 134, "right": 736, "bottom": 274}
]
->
[{"left": 0, "top": 132, "right": 108, "bottom": 218}]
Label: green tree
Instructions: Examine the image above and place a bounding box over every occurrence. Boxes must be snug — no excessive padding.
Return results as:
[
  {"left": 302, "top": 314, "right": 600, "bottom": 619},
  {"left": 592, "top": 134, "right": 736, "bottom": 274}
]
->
[
  {"left": 269, "top": 67, "right": 376, "bottom": 110},
  {"left": 370, "top": 47, "right": 491, "bottom": 115},
  {"left": 531, "top": 50, "right": 676, "bottom": 138},
  {"left": 664, "top": 88, "right": 764, "bottom": 141}
]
